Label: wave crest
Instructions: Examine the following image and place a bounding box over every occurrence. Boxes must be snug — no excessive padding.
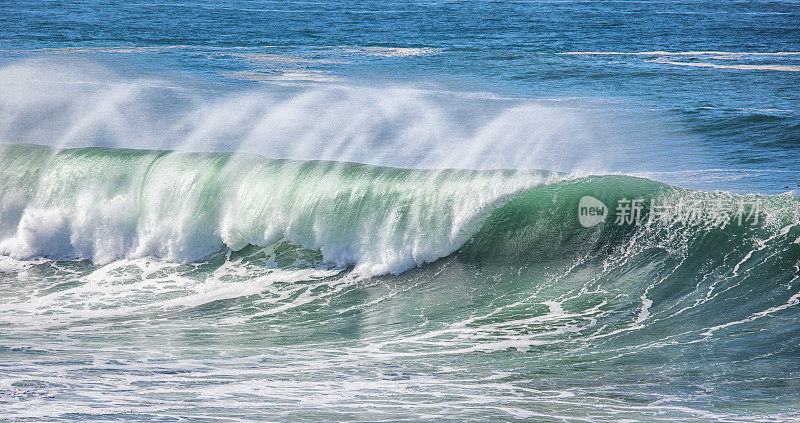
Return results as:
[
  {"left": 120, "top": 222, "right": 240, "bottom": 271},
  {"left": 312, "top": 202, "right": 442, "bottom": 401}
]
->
[{"left": 0, "top": 143, "right": 557, "bottom": 275}]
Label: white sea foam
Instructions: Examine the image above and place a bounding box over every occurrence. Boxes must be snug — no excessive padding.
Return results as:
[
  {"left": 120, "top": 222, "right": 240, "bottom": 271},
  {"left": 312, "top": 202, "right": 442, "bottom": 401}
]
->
[{"left": 337, "top": 46, "right": 442, "bottom": 57}]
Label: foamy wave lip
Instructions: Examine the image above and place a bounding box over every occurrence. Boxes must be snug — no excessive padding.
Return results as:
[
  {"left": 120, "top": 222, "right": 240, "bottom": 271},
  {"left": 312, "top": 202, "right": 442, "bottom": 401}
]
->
[{"left": 0, "top": 141, "right": 560, "bottom": 276}]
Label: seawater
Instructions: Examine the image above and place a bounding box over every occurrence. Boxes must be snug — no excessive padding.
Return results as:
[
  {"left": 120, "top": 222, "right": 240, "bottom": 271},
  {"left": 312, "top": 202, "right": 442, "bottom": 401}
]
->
[{"left": 0, "top": 1, "right": 799, "bottom": 421}]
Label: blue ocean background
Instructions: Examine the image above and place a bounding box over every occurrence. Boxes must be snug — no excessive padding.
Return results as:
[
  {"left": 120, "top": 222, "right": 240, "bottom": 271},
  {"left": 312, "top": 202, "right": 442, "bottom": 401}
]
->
[{"left": 0, "top": 1, "right": 799, "bottom": 421}]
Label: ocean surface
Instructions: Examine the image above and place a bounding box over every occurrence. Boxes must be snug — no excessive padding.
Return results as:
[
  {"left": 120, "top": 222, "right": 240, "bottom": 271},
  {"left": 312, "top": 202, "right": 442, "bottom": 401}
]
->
[{"left": 0, "top": 1, "right": 799, "bottom": 421}]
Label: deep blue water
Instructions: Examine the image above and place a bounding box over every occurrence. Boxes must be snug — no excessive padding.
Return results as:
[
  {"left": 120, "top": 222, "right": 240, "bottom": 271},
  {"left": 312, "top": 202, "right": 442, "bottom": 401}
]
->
[{"left": 0, "top": 1, "right": 799, "bottom": 422}]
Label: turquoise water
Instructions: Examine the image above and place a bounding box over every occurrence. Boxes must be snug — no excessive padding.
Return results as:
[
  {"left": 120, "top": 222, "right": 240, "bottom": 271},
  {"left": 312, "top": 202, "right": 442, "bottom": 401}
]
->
[{"left": 0, "top": 1, "right": 799, "bottom": 421}]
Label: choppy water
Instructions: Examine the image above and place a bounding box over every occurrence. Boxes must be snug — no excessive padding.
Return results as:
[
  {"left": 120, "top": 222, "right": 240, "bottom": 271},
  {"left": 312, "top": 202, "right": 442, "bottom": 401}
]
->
[{"left": 0, "top": 1, "right": 799, "bottom": 421}]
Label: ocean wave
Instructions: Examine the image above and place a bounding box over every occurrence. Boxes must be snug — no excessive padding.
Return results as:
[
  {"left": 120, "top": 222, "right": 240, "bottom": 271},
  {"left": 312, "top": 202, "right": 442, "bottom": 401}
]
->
[
  {"left": 0, "top": 143, "right": 557, "bottom": 274},
  {"left": 0, "top": 143, "right": 797, "bottom": 276}
]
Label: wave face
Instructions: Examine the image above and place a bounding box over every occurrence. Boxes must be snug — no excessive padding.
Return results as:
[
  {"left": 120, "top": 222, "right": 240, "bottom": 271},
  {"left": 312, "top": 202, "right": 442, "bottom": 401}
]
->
[
  {"left": 1, "top": 142, "right": 798, "bottom": 279},
  {"left": 8, "top": 142, "right": 796, "bottom": 272},
  {"left": 0, "top": 143, "right": 558, "bottom": 274}
]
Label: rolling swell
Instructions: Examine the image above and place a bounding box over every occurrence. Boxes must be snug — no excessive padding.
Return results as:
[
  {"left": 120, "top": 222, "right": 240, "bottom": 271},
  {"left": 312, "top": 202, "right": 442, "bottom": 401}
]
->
[{"left": 0, "top": 142, "right": 556, "bottom": 274}]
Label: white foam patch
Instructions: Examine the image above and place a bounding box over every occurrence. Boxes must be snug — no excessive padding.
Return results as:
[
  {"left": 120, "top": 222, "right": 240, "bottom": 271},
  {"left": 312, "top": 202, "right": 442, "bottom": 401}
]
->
[{"left": 0, "top": 252, "right": 348, "bottom": 329}]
